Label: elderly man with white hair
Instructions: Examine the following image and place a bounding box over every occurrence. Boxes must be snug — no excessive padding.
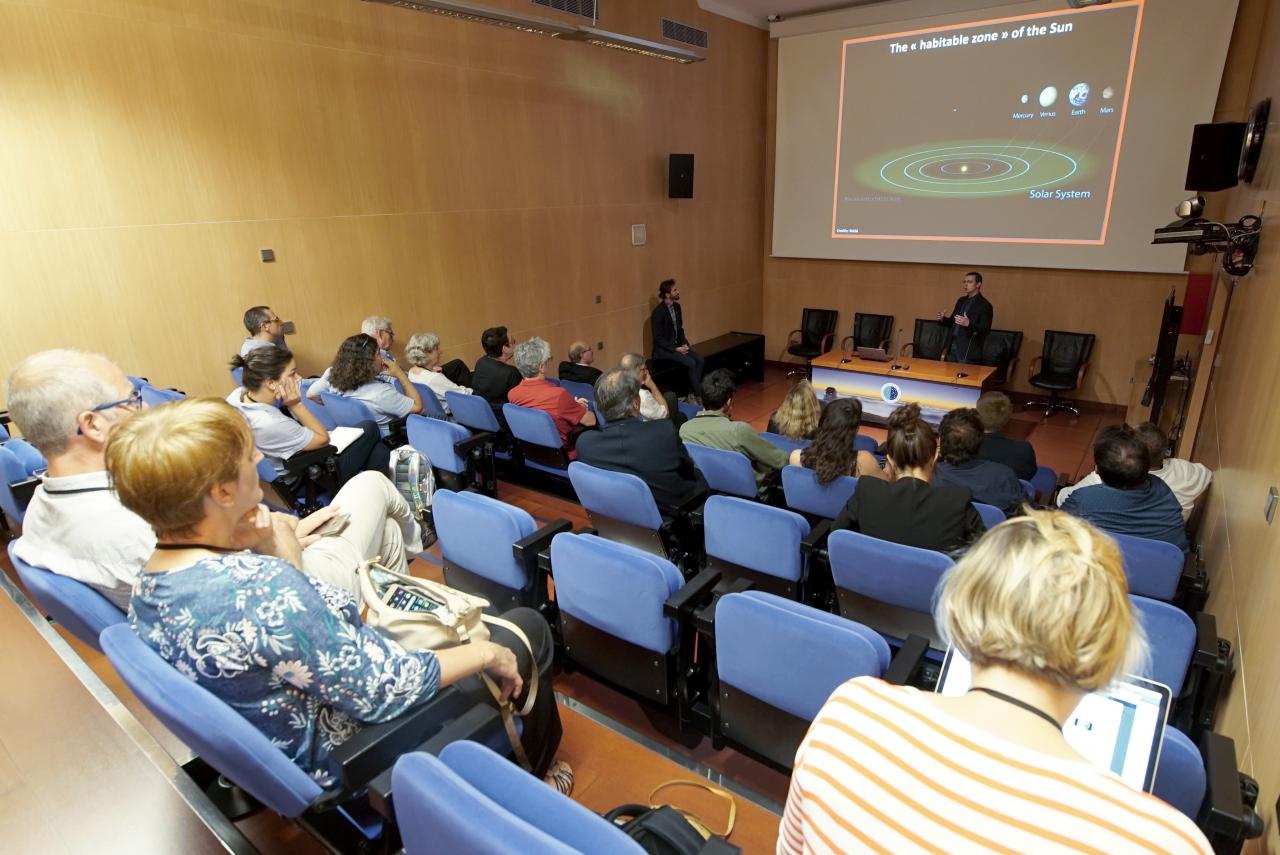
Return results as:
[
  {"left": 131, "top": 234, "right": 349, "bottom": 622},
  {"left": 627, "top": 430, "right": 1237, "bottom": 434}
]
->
[
  {"left": 8, "top": 349, "right": 423, "bottom": 607},
  {"left": 506, "top": 337, "right": 596, "bottom": 451}
]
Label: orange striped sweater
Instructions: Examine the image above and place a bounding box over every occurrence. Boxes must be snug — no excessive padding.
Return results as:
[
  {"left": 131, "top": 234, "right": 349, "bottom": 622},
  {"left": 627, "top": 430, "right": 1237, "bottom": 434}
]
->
[{"left": 778, "top": 677, "right": 1211, "bottom": 855}]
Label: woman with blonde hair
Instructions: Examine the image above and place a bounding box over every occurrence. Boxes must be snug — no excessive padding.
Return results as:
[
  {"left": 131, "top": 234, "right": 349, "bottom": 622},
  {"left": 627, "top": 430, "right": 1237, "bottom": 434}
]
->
[
  {"left": 779, "top": 510, "right": 1210, "bottom": 854},
  {"left": 107, "top": 398, "right": 570, "bottom": 791},
  {"left": 767, "top": 379, "right": 821, "bottom": 441}
]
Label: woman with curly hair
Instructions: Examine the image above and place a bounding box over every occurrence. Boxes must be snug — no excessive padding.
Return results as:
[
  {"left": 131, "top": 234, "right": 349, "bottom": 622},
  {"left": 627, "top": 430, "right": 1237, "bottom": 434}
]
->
[
  {"left": 767, "top": 380, "right": 821, "bottom": 440},
  {"left": 309, "top": 333, "right": 423, "bottom": 436},
  {"left": 790, "top": 397, "right": 885, "bottom": 483}
]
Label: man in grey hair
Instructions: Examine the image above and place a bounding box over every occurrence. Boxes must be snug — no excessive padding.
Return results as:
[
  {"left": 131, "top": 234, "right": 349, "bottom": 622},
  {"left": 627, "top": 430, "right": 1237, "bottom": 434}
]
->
[
  {"left": 507, "top": 337, "right": 596, "bottom": 451},
  {"left": 618, "top": 352, "right": 682, "bottom": 424},
  {"left": 576, "top": 368, "right": 704, "bottom": 509}
]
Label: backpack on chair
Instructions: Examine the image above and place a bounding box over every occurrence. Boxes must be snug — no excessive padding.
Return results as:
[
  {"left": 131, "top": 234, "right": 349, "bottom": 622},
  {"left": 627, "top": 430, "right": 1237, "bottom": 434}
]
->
[{"left": 389, "top": 445, "right": 437, "bottom": 546}]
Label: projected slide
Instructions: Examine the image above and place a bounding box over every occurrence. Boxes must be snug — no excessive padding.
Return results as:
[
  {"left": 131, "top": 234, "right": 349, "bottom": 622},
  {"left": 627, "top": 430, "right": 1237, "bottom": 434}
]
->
[{"left": 831, "top": 2, "right": 1142, "bottom": 244}]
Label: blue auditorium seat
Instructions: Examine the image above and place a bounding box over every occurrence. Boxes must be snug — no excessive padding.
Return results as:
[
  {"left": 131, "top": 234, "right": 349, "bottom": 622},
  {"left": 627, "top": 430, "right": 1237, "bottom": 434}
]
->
[
  {"left": 703, "top": 495, "right": 811, "bottom": 600},
  {"left": 8, "top": 541, "right": 126, "bottom": 651},
  {"left": 781, "top": 464, "right": 857, "bottom": 520},
  {"left": 973, "top": 501, "right": 1006, "bottom": 529},
  {"left": 684, "top": 443, "right": 757, "bottom": 499},
  {"left": 828, "top": 529, "right": 953, "bottom": 649}
]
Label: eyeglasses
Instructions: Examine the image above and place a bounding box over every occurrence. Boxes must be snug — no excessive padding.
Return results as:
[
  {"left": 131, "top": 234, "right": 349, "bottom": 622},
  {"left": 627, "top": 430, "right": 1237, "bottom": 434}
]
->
[{"left": 91, "top": 388, "right": 143, "bottom": 413}]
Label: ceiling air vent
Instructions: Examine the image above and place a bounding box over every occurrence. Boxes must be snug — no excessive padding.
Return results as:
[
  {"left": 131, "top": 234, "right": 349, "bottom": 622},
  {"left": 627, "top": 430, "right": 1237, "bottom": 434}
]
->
[
  {"left": 661, "top": 18, "right": 708, "bottom": 50},
  {"left": 531, "top": 0, "right": 597, "bottom": 21}
]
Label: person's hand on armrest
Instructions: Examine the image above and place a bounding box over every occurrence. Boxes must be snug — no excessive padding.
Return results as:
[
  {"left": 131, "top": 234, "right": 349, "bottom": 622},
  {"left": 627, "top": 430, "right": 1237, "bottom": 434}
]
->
[
  {"left": 575, "top": 398, "right": 597, "bottom": 427},
  {"left": 383, "top": 359, "right": 424, "bottom": 415}
]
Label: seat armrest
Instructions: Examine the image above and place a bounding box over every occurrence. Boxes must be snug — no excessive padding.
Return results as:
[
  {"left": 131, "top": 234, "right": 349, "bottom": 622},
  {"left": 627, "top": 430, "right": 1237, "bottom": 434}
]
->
[
  {"left": 454, "top": 430, "right": 495, "bottom": 457},
  {"left": 1007, "top": 355, "right": 1019, "bottom": 381},
  {"left": 513, "top": 519, "right": 572, "bottom": 570},
  {"left": 282, "top": 445, "right": 338, "bottom": 476},
  {"left": 884, "top": 634, "right": 930, "bottom": 686},
  {"left": 801, "top": 519, "right": 832, "bottom": 555},
  {"left": 663, "top": 568, "right": 722, "bottom": 620},
  {"left": 819, "top": 331, "right": 835, "bottom": 354},
  {"left": 900, "top": 342, "right": 915, "bottom": 357},
  {"left": 1201, "top": 730, "right": 1263, "bottom": 842},
  {"left": 1076, "top": 361, "right": 1090, "bottom": 387},
  {"left": 786, "top": 328, "right": 802, "bottom": 345},
  {"left": 10, "top": 476, "right": 39, "bottom": 511},
  {"left": 1193, "top": 611, "right": 1225, "bottom": 670},
  {"left": 1028, "top": 355, "right": 1043, "bottom": 376},
  {"left": 674, "top": 485, "right": 710, "bottom": 517}
]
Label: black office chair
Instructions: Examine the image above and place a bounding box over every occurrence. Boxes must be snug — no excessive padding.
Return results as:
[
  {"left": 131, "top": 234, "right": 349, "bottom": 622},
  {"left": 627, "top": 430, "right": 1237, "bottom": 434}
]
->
[
  {"left": 785, "top": 308, "right": 838, "bottom": 379},
  {"left": 902, "top": 318, "right": 950, "bottom": 361},
  {"left": 840, "top": 313, "right": 893, "bottom": 352},
  {"left": 1026, "top": 330, "right": 1095, "bottom": 417},
  {"left": 977, "top": 328, "right": 1024, "bottom": 386}
]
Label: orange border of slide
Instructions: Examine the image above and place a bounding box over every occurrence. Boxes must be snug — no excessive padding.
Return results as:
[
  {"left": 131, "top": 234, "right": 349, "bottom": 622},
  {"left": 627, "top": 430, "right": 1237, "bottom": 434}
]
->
[{"left": 829, "top": 0, "right": 1144, "bottom": 244}]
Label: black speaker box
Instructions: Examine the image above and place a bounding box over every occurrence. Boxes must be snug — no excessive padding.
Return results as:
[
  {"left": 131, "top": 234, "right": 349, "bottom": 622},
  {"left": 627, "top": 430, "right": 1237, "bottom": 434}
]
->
[
  {"left": 668, "top": 153, "right": 694, "bottom": 199},
  {"left": 1185, "top": 122, "right": 1245, "bottom": 192}
]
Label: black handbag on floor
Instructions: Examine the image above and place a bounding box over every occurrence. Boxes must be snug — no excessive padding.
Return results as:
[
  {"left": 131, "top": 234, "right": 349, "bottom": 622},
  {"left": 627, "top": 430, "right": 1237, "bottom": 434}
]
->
[{"left": 603, "top": 804, "right": 711, "bottom": 855}]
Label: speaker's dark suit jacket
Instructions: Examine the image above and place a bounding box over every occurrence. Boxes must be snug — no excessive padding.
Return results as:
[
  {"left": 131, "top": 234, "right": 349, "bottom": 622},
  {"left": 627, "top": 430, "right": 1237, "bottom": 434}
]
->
[
  {"left": 650, "top": 300, "right": 689, "bottom": 356},
  {"left": 574, "top": 417, "right": 706, "bottom": 510}
]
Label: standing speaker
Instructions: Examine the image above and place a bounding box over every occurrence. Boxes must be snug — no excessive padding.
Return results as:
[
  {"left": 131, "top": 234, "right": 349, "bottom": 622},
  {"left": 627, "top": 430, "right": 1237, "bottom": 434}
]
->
[
  {"left": 668, "top": 153, "right": 694, "bottom": 199},
  {"left": 1184, "top": 122, "right": 1245, "bottom": 192}
]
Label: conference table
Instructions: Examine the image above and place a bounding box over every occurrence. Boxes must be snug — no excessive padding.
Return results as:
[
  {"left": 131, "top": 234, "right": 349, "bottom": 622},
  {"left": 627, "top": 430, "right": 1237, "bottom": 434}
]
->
[{"left": 809, "top": 350, "right": 997, "bottom": 425}]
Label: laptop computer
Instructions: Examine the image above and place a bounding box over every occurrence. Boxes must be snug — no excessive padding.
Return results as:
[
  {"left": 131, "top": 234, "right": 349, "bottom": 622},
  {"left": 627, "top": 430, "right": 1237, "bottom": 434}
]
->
[
  {"left": 855, "top": 346, "right": 893, "bottom": 362},
  {"left": 936, "top": 647, "right": 1172, "bottom": 792}
]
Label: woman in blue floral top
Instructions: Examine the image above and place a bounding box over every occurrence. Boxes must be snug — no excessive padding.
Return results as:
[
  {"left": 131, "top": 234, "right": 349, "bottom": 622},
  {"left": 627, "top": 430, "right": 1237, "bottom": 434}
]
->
[{"left": 105, "top": 398, "right": 564, "bottom": 788}]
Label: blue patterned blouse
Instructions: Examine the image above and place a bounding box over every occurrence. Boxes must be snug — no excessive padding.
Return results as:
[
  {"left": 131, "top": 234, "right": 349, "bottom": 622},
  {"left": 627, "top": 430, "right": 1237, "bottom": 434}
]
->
[{"left": 129, "top": 552, "right": 441, "bottom": 786}]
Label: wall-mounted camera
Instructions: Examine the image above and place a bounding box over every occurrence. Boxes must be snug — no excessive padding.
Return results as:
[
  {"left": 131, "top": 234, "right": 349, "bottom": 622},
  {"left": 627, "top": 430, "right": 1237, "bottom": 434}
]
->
[{"left": 1152, "top": 201, "right": 1262, "bottom": 277}]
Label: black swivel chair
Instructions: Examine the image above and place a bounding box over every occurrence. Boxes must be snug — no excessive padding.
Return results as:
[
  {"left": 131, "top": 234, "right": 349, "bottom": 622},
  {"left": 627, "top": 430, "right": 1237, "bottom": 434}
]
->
[
  {"left": 977, "top": 328, "right": 1024, "bottom": 386},
  {"left": 901, "top": 318, "right": 950, "bottom": 361},
  {"left": 1026, "top": 330, "right": 1095, "bottom": 417},
  {"left": 785, "top": 308, "right": 839, "bottom": 379},
  {"left": 840, "top": 313, "right": 894, "bottom": 352}
]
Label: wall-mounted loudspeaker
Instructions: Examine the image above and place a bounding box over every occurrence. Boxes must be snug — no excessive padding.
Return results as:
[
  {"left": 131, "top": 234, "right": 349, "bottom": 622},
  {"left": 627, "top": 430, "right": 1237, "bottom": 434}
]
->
[
  {"left": 1184, "top": 122, "right": 1245, "bottom": 192},
  {"left": 668, "top": 153, "right": 694, "bottom": 199}
]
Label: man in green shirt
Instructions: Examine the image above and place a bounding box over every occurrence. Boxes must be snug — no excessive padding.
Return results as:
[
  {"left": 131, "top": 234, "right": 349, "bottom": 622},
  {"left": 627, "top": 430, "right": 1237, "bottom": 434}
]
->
[{"left": 679, "top": 369, "right": 787, "bottom": 499}]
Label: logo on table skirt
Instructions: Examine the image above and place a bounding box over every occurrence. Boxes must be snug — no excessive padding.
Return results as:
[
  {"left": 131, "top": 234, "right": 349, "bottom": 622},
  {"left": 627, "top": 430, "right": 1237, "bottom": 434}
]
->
[{"left": 880, "top": 383, "right": 902, "bottom": 403}]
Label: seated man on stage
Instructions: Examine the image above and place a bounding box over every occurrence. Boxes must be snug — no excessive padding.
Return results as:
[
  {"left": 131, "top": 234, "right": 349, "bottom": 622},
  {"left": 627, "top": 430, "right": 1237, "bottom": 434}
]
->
[
  {"left": 933, "top": 408, "right": 1026, "bottom": 516},
  {"left": 557, "top": 342, "right": 602, "bottom": 385},
  {"left": 649, "top": 278, "right": 704, "bottom": 403},
  {"left": 575, "top": 368, "right": 705, "bottom": 510},
  {"left": 1060, "top": 424, "right": 1188, "bottom": 551},
  {"left": 680, "top": 370, "right": 786, "bottom": 499},
  {"left": 938, "top": 271, "right": 993, "bottom": 364}
]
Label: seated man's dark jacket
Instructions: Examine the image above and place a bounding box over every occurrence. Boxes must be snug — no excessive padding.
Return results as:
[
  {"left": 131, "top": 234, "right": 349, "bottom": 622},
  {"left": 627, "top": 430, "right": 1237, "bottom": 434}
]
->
[
  {"left": 1060, "top": 476, "right": 1188, "bottom": 551},
  {"left": 557, "top": 362, "right": 602, "bottom": 386},
  {"left": 934, "top": 458, "right": 1026, "bottom": 516},
  {"left": 979, "top": 431, "right": 1038, "bottom": 481},
  {"left": 833, "top": 476, "right": 986, "bottom": 554},
  {"left": 574, "top": 417, "right": 706, "bottom": 510},
  {"left": 472, "top": 356, "right": 522, "bottom": 414}
]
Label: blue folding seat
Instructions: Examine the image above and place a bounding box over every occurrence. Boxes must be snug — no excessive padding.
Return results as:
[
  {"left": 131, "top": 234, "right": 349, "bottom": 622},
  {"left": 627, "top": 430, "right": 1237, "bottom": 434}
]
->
[
  {"left": 703, "top": 496, "right": 811, "bottom": 600},
  {"left": 711, "top": 591, "right": 890, "bottom": 770},
  {"left": 973, "top": 501, "right": 1006, "bottom": 529},
  {"left": 410, "top": 382, "right": 448, "bottom": 420},
  {"left": 759, "top": 431, "right": 809, "bottom": 456},
  {"left": 503, "top": 403, "right": 571, "bottom": 478},
  {"left": 230, "top": 366, "right": 244, "bottom": 387},
  {"left": 140, "top": 384, "right": 185, "bottom": 407},
  {"left": 431, "top": 489, "right": 567, "bottom": 613},
  {"left": 1113, "top": 531, "right": 1184, "bottom": 602},
  {"left": 8, "top": 542, "right": 125, "bottom": 651},
  {"left": 854, "top": 434, "right": 878, "bottom": 455},
  {"left": 557, "top": 379, "right": 595, "bottom": 406},
  {"left": 1030, "top": 464, "right": 1058, "bottom": 501},
  {"left": 566, "top": 461, "right": 703, "bottom": 571},
  {"left": 1018, "top": 478, "right": 1037, "bottom": 502},
  {"left": 781, "top": 465, "right": 857, "bottom": 520},
  {"left": 1131, "top": 594, "right": 1232, "bottom": 742},
  {"left": 827, "top": 529, "right": 954, "bottom": 649},
  {"left": 684, "top": 443, "right": 757, "bottom": 499},
  {"left": 0, "top": 444, "right": 34, "bottom": 526},
  {"left": 301, "top": 396, "right": 338, "bottom": 430},
  {"left": 407, "top": 413, "right": 494, "bottom": 495},
  {"left": 677, "top": 401, "right": 701, "bottom": 421},
  {"left": 3, "top": 438, "right": 46, "bottom": 475},
  {"left": 393, "top": 743, "right": 643, "bottom": 855}
]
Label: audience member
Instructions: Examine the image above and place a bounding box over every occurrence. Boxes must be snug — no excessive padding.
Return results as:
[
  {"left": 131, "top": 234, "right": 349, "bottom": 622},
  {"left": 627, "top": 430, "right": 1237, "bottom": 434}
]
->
[
  {"left": 1058, "top": 422, "right": 1211, "bottom": 521},
  {"left": 618, "top": 352, "right": 679, "bottom": 424},
  {"left": 1060, "top": 425, "right": 1188, "bottom": 550},
  {"left": 240, "top": 305, "right": 287, "bottom": 357},
  {"left": 575, "top": 368, "right": 706, "bottom": 509},
  {"left": 650, "top": 278, "right": 704, "bottom": 402},
  {"left": 405, "top": 332, "right": 474, "bottom": 415},
  {"left": 6, "top": 350, "right": 421, "bottom": 607},
  {"left": 934, "top": 407, "right": 1026, "bottom": 516},
  {"left": 361, "top": 315, "right": 399, "bottom": 366},
  {"left": 108, "top": 398, "right": 568, "bottom": 788},
  {"left": 766, "top": 380, "right": 820, "bottom": 440},
  {"left": 307, "top": 334, "right": 423, "bottom": 436},
  {"left": 680, "top": 369, "right": 786, "bottom": 499},
  {"left": 832, "top": 403, "right": 984, "bottom": 554},
  {"left": 790, "top": 397, "right": 885, "bottom": 482},
  {"left": 507, "top": 338, "right": 596, "bottom": 451},
  {"left": 558, "top": 342, "right": 601, "bottom": 385},
  {"left": 781, "top": 510, "right": 1209, "bottom": 854},
  {"left": 228, "top": 346, "right": 388, "bottom": 482},
  {"left": 975, "top": 390, "right": 1038, "bottom": 480},
  {"left": 472, "top": 325, "right": 523, "bottom": 417}
]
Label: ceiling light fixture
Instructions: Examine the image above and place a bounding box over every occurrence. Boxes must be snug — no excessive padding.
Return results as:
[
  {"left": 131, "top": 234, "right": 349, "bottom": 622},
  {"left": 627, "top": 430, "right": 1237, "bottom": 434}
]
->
[{"left": 363, "top": 0, "right": 705, "bottom": 62}]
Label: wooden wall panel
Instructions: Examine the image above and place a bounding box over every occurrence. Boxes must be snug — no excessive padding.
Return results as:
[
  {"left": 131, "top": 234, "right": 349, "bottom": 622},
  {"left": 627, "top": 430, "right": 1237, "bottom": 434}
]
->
[
  {"left": 0, "top": 0, "right": 767, "bottom": 397},
  {"left": 1191, "top": 1, "right": 1280, "bottom": 849}
]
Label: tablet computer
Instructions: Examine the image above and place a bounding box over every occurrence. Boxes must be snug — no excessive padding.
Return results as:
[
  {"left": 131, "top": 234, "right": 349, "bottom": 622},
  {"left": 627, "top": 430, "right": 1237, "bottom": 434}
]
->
[{"left": 936, "top": 647, "right": 1172, "bottom": 792}]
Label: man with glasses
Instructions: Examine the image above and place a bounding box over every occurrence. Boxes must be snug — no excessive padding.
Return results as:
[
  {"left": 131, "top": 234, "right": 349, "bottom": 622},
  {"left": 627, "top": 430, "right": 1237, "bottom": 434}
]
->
[
  {"left": 557, "top": 341, "right": 602, "bottom": 385},
  {"left": 7, "top": 350, "right": 153, "bottom": 608},
  {"left": 240, "top": 305, "right": 289, "bottom": 357}
]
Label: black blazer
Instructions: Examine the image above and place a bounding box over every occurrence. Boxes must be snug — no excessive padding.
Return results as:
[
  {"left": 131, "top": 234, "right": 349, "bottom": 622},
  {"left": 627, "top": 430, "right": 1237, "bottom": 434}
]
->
[
  {"left": 979, "top": 432, "right": 1038, "bottom": 481},
  {"left": 557, "top": 362, "right": 602, "bottom": 386},
  {"left": 832, "top": 476, "right": 986, "bottom": 554},
  {"left": 941, "top": 292, "right": 993, "bottom": 359},
  {"left": 575, "top": 417, "right": 706, "bottom": 510},
  {"left": 472, "top": 355, "right": 522, "bottom": 413},
  {"left": 650, "top": 300, "right": 688, "bottom": 354}
]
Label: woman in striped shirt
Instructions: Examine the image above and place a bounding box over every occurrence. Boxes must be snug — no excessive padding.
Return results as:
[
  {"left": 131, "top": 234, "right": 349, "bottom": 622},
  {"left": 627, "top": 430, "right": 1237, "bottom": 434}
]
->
[{"left": 779, "top": 510, "right": 1211, "bottom": 854}]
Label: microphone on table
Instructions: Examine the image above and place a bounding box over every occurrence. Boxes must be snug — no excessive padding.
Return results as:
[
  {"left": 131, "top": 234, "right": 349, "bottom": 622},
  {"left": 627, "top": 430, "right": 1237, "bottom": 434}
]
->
[
  {"left": 955, "top": 328, "right": 975, "bottom": 379},
  {"left": 890, "top": 328, "right": 905, "bottom": 371}
]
